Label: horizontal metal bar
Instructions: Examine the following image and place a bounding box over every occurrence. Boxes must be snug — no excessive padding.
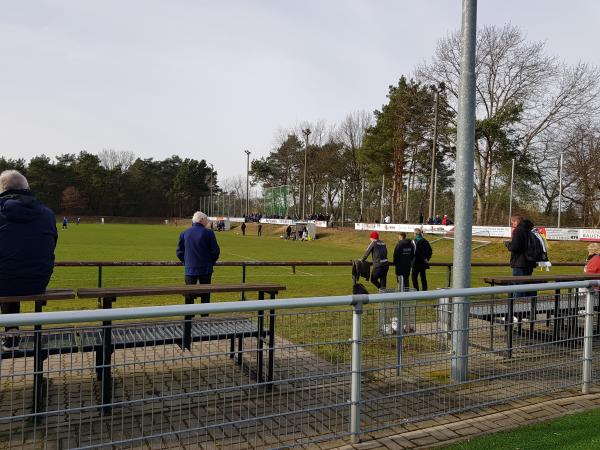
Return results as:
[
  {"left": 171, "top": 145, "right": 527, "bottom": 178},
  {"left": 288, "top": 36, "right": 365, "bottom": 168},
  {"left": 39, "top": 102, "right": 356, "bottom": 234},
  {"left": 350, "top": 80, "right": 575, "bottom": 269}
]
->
[
  {"left": 1, "top": 280, "right": 598, "bottom": 327},
  {"left": 52, "top": 260, "right": 584, "bottom": 268}
]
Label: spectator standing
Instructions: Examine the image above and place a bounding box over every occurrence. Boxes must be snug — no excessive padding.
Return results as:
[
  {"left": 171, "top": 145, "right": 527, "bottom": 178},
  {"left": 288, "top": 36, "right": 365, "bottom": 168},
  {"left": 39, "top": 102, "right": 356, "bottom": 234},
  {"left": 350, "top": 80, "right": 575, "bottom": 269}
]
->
[
  {"left": 257, "top": 223, "right": 262, "bottom": 236},
  {"left": 362, "top": 231, "right": 389, "bottom": 289},
  {"left": 412, "top": 229, "right": 433, "bottom": 291},
  {"left": 0, "top": 170, "right": 57, "bottom": 350},
  {"left": 433, "top": 214, "right": 441, "bottom": 225},
  {"left": 418, "top": 211, "right": 424, "bottom": 224},
  {"left": 62, "top": 216, "right": 68, "bottom": 229},
  {"left": 504, "top": 215, "right": 537, "bottom": 277},
  {"left": 241, "top": 222, "right": 246, "bottom": 236},
  {"left": 584, "top": 243, "right": 600, "bottom": 274},
  {"left": 285, "top": 225, "right": 292, "bottom": 239},
  {"left": 176, "top": 212, "right": 220, "bottom": 315},
  {"left": 393, "top": 232, "right": 414, "bottom": 290}
]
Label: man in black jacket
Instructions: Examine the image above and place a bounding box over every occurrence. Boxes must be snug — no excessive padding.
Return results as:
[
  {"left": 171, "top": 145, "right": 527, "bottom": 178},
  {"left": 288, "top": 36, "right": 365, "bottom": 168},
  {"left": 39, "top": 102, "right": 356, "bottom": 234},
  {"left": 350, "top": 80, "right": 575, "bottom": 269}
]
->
[
  {"left": 412, "top": 228, "right": 433, "bottom": 291},
  {"left": 362, "top": 232, "right": 389, "bottom": 289},
  {"left": 393, "top": 232, "right": 414, "bottom": 290},
  {"left": 0, "top": 170, "right": 58, "bottom": 350},
  {"left": 504, "top": 215, "right": 536, "bottom": 276}
]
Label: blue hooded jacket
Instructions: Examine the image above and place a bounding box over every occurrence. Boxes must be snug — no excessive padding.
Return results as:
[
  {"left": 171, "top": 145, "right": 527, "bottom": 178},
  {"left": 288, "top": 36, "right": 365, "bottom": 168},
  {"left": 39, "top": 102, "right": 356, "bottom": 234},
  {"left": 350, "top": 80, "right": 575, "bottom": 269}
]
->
[
  {"left": 0, "top": 189, "right": 58, "bottom": 295},
  {"left": 176, "top": 222, "right": 220, "bottom": 276}
]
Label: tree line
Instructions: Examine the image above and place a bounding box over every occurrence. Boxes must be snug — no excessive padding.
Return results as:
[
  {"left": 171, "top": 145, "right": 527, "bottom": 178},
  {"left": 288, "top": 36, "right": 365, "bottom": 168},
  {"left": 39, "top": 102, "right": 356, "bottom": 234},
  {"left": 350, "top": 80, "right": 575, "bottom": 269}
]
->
[
  {"left": 251, "top": 25, "right": 600, "bottom": 227},
  {"left": 0, "top": 150, "right": 219, "bottom": 218}
]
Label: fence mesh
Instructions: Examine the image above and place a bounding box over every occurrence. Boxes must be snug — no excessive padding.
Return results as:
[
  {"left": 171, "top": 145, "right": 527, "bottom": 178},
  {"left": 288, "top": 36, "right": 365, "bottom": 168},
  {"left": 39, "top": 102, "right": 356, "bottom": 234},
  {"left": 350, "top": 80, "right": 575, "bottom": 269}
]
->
[{"left": 0, "top": 288, "right": 598, "bottom": 448}]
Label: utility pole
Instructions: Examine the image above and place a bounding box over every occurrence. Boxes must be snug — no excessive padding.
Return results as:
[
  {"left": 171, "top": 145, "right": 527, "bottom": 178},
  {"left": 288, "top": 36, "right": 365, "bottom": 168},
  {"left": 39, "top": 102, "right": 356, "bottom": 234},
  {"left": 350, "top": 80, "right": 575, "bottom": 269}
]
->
[
  {"left": 302, "top": 128, "right": 311, "bottom": 220},
  {"left": 558, "top": 152, "right": 563, "bottom": 228},
  {"left": 244, "top": 150, "right": 251, "bottom": 217},
  {"left": 508, "top": 158, "right": 515, "bottom": 226},
  {"left": 209, "top": 164, "right": 214, "bottom": 217},
  {"left": 451, "top": 0, "right": 477, "bottom": 383},
  {"left": 380, "top": 175, "right": 385, "bottom": 223},
  {"left": 432, "top": 168, "right": 438, "bottom": 218},
  {"left": 360, "top": 179, "right": 365, "bottom": 221},
  {"left": 428, "top": 88, "right": 440, "bottom": 220},
  {"left": 341, "top": 180, "right": 346, "bottom": 227}
]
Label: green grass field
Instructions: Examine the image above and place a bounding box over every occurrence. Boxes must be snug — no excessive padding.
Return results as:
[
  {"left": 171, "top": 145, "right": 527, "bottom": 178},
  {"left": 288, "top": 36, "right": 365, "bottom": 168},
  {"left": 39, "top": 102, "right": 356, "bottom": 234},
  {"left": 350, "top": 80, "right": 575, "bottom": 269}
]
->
[
  {"left": 38, "top": 221, "right": 590, "bottom": 313},
  {"left": 443, "top": 408, "right": 600, "bottom": 449},
  {"left": 32, "top": 222, "right": 600, "bottom": 447}
]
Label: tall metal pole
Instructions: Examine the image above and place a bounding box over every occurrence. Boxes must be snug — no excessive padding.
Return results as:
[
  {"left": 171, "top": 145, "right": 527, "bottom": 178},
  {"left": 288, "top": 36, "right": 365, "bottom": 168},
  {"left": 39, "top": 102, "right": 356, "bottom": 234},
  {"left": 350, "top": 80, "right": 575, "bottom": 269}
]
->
[
  {"left": 432, "top": 168, "right": 438, "bottom": 218},
  {"left": 451, "top": 0, "right": 477, "bottom": 383},
  {"left": 508, "top": 158, "right": 515, "bottom": 226},
  {"left": 302, "top": 128, "right": 311, "bottom": 220},
  {"left": 341, "top": 180, "right": 346, "bottom": 226},
  {"left": 405, "top": 174, "right": 411, "bottom": 223},
  {"left": 244, "top": 150, "right": 251, "bottom": 217},
  {"left": 360, "top": 179, "right": 365, "bottom": 221},
  {"left": 558, "top": 152, "right": 563, "bottom": 228},
  {"left": 428, "top": 90, "right": 440, "bottom": 220},
  {"left": 380, "top": 175, "right": 385, "bottom": 223},
  {"left": 209, "top": 164, "right": 214, "bottom": 217},
  {"left": 325, "top": 182, "right": 329, "bottom": 217}
]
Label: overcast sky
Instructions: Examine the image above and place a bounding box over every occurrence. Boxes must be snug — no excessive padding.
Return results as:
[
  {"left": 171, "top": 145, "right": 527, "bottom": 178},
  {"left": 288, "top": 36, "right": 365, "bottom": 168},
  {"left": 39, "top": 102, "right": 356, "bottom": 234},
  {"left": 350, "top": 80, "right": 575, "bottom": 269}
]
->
[{"left": 1, "top": 1, "right": 599, "bottom": 179}]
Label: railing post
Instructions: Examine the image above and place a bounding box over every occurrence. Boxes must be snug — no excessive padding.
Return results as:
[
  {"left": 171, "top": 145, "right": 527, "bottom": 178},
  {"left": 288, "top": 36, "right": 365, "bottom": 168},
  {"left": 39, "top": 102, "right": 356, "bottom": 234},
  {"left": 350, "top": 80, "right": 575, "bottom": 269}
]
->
[
  {"left": 446, "top": 265, "right": 452, "bottom": 288},
  {"left": 98, "top": 265, "right": 103, "bottom": 288},
  {"left": 241, "top": 263, "right": 246, "bottom": 300},
  {"left": 350, "top": 301, "right": 363, "bottom": 444},
  {"left": 582, "top": 287, "right": 594, "bottom": 394}
]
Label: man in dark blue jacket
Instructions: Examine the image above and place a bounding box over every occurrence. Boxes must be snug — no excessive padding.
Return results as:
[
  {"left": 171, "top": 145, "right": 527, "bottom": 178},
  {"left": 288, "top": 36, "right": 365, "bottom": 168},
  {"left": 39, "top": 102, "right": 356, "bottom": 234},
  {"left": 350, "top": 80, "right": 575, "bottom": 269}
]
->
[
  {"left": 0, "top": 170, "right": 58, "bottom": 350},
  {"left": 176, "top": 211, "right": 220, "bottom": 313}
]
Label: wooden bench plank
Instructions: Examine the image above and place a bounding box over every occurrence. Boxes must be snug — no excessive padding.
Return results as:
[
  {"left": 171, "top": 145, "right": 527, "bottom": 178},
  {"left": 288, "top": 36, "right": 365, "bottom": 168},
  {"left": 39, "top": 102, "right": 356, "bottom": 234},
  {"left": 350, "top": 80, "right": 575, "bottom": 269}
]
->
[
  {"left": 0, "top": 289, "right": 75, "bottom": 303},
  {"left": 484, "top": 274, "right": 600, "bottom": 285},
  {"left": 76, "top": 283, "right": 286, "bottom": 298}
]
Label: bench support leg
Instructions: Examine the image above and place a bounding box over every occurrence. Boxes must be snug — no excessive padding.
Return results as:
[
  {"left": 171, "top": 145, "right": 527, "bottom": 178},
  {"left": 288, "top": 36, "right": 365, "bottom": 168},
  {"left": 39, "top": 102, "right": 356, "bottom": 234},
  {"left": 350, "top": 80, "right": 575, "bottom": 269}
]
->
[
  {"left": 268, "top": 292, "right": 277, "bottom": 386},
  {"left": 33, "top": 300, "right": 46, "bottom": 423},
  {"left": 182, "top": 295, "right": 194, "bottom": 351},
  {"left": 99, "top": 297, "right": 115, "bottom": 414},
  {"left": 507, "top": 295, "right": 514, "bottom": 358},
  {"left": 257, "top": 291, "right": 265, "bottom": 383}
]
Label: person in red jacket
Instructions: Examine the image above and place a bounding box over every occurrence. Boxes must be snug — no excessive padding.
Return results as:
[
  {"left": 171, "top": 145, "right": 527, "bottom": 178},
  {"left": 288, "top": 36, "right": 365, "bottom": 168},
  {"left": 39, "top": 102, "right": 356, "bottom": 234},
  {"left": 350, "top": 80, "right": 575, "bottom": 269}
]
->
[{"left": 585, "top": 243, "right": 600, "bottom": 274}]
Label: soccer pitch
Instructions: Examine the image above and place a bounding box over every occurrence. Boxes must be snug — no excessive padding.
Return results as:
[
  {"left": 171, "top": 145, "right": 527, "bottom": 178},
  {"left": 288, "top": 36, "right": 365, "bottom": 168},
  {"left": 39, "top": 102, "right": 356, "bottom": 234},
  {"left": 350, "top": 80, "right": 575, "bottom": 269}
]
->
[{"left": 42, "top": 222, "right": 588, "bottom": 313}]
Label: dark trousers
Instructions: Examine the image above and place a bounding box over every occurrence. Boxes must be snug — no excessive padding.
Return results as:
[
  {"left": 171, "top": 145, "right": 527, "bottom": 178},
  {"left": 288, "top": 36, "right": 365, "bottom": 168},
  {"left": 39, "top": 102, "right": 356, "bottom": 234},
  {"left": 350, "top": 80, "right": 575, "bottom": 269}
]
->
[
  {"left": 412, "top": 267, "right": 428, "bottom": 291},
  {"left": 511, "top": 267, "right": 535, "bottom": 300},
  {"left": 185, "top": 274, "right": 212, "bottom": 317},
  {"left": 396, "top": 270, "right": 411, "bottom": 290},
  {"left": 371, "top": 265, "right": 389, "bottom": 289}
]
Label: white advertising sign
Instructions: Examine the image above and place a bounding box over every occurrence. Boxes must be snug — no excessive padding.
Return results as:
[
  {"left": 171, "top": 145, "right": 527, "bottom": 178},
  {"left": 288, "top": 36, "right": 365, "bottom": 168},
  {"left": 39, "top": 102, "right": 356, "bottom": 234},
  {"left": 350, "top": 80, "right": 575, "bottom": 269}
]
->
[
  {"left": 545, "top": 228, "right": 580, "bottom": 241},
  {"left": 579, "top": 229, "right": 600, "bottom": 242}
]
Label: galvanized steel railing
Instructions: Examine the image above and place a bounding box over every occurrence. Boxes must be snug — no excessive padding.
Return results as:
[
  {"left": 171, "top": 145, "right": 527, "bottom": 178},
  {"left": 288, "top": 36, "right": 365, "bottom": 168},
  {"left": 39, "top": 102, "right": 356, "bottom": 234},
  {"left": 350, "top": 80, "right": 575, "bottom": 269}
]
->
[{"left": 0, "top": 280, "right": 599, "bottom": 448}]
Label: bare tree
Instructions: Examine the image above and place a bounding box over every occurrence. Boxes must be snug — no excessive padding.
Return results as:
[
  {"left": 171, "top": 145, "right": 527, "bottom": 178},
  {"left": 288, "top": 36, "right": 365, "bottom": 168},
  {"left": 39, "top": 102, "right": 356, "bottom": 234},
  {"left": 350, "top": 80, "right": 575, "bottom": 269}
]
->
[
  {"left": 98, "top": 149, "right": 136, "bottom": 171},
  {"left": 417, "top": 24, "right": 600, "bottom": 224}
]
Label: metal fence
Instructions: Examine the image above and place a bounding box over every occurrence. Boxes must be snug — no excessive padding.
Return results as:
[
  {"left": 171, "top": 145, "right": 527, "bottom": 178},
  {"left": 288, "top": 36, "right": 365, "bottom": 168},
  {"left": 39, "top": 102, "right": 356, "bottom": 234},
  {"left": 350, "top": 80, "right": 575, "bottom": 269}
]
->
[
  {"left": 0, "top": 280, "right": 599, "bottom": 449},
  {"left": 53, "top": 260, "right": 585, "bottom": 289}
]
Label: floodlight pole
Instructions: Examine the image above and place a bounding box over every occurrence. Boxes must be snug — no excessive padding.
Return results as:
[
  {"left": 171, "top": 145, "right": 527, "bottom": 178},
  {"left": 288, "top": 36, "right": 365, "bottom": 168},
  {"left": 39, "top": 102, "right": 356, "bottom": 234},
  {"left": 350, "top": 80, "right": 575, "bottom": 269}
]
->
[
  {"left": 209, "top": 164, "right": 214, "bottom": 217},
  {"left": 244, "top": 150, "right": 251, "bottom": 217},
  {"left": 558, "top": 151, "right": 563, "bottom": 228},
  {"left": 428, "top": 89, "right": 440, "bottom": 220},
  {"left": 451, "top": 0, "right": 477, "bottom": 383},
  {"left": 302, "top": 128, "right": 311, "bottom": 220},
  {"left": 432, "top": 168, "right": 438, "bottom": 218},
  {"left": 341, "top": 180, "right": 346, "bottom": 227},
  {"left": 508, "top": 158, "right": 515, "bottom": 225},
  {"left": 380, "top": 175, "right": 385, "bottom": 223},
  {"left": 360, "top": 179, "right": 365, "bottom": 221}
]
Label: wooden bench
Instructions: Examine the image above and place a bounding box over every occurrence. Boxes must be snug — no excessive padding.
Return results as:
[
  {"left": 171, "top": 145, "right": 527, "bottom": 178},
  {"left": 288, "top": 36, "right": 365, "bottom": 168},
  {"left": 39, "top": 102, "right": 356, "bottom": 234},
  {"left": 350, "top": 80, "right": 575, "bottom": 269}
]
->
[
  {"left": 476, "top": 274, "right": 600, "bottom": 356},
  {"left": 76, "top": 283, "right": 286, "bottom": 411},
  {"left": 0, "top": 289, "right": 76, "bottom": 419}
]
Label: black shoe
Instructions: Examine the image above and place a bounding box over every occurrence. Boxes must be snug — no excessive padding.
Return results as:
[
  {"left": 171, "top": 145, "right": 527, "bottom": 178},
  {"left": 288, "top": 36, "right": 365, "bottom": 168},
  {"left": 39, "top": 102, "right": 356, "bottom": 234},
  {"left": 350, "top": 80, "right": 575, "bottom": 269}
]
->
[{"left": 2, "top": 335, "right": 21, "bottom": 351}]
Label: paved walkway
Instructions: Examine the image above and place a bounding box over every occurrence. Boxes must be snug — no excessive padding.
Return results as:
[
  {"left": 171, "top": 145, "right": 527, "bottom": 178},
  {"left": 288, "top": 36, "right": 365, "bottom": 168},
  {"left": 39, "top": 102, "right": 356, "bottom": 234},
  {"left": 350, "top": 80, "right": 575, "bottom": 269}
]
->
[{"left": 337, "top": 388, "right": 600, "bottom": 449}]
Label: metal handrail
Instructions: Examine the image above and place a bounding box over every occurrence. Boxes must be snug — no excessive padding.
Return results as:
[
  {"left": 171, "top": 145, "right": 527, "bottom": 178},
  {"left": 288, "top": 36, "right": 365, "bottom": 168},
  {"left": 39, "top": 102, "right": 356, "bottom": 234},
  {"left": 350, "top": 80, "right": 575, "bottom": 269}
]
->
[{"left": 2, "top": 280, "right": 598, "bottom": 327}]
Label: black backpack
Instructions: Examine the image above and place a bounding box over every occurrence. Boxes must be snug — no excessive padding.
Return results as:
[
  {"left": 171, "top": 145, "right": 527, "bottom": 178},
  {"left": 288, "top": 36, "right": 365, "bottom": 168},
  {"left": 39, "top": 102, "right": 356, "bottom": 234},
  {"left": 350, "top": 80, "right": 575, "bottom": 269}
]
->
[{"left": 525, "top": 230, "right": 547, "bottom": 263}]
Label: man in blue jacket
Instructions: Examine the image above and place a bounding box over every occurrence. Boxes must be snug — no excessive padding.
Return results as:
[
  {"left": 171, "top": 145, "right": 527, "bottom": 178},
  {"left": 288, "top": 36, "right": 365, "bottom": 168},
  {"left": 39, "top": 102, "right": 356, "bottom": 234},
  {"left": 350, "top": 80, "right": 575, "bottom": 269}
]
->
[
  {"left": 176, "top": 211, "right": 220, "bottom": 313},
  {"left": 0, "top": 170, "right": 58, "bottom": 350}
]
